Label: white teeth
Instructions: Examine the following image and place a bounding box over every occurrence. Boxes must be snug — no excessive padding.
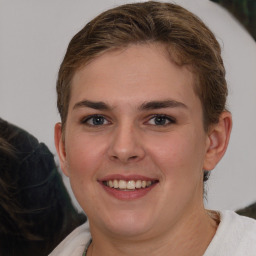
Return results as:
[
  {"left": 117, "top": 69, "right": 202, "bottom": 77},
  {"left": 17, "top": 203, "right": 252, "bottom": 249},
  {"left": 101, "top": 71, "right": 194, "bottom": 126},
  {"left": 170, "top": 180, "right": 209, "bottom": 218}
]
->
[
  {"left": 113, "top": 179, "right": 119, "bottom": 188},
  {"left": 127, "top": 180, "right": 135, "bottom": 190},
  {"left": 146, "top": 181, "right": 152, "bottom": 186},
  {"left": 108, "top": 180, "right": 114, "bottom": 188},
  {"left": 119, "top": 180, "right": 126, "bottom": 189},
  {"left": 135, "top": 180, "right": 142, "bottom": 189},
  {"left": 105, "top": 179, "right": 155, "bottom": 190}
]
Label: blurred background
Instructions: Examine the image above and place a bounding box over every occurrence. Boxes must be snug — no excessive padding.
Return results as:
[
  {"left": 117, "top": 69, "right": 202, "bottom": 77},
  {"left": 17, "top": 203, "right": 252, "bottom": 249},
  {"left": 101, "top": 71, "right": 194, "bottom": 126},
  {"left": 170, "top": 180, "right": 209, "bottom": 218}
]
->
[
  {"left": 210, "top": 0, "right": 256, "bottom": 40},
  {"left": 0, "top": 0, "right": 255, "bottom": 212}
]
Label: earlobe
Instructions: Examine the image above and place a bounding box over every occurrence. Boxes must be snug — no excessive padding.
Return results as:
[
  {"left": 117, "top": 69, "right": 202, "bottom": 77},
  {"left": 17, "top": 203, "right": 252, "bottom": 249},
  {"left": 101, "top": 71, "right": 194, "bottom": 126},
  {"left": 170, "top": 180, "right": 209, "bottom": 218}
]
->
[
  {"left": 54, "top": 123, "right": 70, "bottom": 177},
  {"left": 203, "top": 111, "right": 232, "bottom": 171}
]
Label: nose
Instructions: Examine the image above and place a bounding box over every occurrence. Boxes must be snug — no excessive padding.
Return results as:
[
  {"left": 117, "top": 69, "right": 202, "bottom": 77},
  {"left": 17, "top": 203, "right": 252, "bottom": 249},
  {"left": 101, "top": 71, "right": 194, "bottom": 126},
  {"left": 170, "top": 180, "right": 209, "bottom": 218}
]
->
[{"left": 107, "top": 123, "right": 145, "bottom": 163}]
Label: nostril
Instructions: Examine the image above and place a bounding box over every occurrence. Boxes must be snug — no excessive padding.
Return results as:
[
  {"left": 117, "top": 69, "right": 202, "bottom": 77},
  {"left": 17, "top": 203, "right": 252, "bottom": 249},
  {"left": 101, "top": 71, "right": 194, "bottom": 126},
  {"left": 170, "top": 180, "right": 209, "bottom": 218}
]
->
[
  {"left": 129, "top": 155, "right": 138, "bottom": 160},
  {"left": 110, "top": 154, "right": 138, "bottom": 162}
]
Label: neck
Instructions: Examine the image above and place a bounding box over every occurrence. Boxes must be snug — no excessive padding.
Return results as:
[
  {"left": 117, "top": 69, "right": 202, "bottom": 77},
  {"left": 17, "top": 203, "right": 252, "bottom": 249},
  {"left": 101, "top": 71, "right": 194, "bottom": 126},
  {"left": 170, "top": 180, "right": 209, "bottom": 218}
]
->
[{"left": 87, "top": 209, "right": 218, "bottom": 256}]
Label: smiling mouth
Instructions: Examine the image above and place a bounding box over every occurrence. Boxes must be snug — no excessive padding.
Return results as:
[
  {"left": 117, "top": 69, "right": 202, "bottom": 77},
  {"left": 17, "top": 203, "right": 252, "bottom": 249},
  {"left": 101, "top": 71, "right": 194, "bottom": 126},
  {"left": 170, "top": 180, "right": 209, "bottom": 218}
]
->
[{"left": 102, "top": 179, "right": 158, "bottom": 190}]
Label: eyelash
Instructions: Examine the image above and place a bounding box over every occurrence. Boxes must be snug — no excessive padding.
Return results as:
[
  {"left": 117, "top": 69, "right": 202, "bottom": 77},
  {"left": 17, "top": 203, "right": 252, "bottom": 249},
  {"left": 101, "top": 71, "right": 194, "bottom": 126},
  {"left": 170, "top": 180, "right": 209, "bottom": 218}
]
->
[
  {"left": 81, "top": 114, "right": 176, "bottom": 127},
  {"left": 81, "top": 115, "right": 110, "bottom": 126},
  {"left": 147, "top": 114, "right": 176, "bottom": 126}
]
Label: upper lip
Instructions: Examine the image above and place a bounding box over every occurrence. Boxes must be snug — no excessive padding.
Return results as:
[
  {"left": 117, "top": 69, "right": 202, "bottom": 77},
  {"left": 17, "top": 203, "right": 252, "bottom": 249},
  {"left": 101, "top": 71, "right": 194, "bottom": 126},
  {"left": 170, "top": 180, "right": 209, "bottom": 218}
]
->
[{"left": 98, "top": 174, "right": 158, "bottom": 182}]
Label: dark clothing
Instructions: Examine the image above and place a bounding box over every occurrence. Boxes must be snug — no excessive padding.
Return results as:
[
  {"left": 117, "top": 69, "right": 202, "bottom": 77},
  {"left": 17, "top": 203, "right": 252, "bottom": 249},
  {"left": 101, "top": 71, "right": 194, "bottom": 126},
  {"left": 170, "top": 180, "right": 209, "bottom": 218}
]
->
[{"left": 0, "top": 119, "right": 86, "bottom": 256}]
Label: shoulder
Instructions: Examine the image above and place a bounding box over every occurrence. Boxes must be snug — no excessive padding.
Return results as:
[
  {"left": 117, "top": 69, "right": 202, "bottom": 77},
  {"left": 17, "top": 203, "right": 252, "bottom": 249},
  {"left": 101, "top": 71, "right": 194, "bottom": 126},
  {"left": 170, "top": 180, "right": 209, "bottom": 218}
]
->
[
  {"left": 49, "top": 221, "right": 91, "bottom": 256},
  {"left": 220, "top": 210, "right": 256, "bottom": 235},
  {"left": 204, "top": 210, "right": 256, "bottom": 256}
]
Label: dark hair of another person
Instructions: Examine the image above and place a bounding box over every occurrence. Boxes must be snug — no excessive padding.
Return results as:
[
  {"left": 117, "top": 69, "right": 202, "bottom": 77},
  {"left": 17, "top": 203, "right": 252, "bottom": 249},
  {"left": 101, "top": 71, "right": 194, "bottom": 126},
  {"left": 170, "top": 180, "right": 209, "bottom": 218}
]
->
[
  {"left": 0, "top": 118, "right": 86, "bottom": 256},
  {"left": 236, "top": 202, "right": 256, "bottom": 220}
]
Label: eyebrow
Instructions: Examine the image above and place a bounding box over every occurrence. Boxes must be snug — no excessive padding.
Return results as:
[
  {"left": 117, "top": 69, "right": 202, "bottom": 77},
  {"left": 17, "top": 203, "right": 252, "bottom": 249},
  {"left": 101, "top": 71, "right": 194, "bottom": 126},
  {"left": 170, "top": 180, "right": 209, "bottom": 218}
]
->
[
  {"left": 73, "top": 99, "right": 188, "bottom": 111},
  {"left": 139, "top": 100, "right": 188, "bottom": 111},
  {"left": 73, "top": 100, "right": 110, "bottom": 110}
]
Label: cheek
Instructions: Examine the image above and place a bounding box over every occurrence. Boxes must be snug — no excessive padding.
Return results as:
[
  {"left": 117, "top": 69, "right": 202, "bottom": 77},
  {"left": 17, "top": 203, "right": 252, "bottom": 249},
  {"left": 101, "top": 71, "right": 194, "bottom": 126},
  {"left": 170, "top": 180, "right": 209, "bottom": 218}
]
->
[
  {"left": 65, "top": 133, "right": 105, "bottom": 179},
  {"left": 64, "top": 134, "right": 107, "bottom": 211},
  {"left": 146, "top": 131, "right": 206, "bottom": 177}
]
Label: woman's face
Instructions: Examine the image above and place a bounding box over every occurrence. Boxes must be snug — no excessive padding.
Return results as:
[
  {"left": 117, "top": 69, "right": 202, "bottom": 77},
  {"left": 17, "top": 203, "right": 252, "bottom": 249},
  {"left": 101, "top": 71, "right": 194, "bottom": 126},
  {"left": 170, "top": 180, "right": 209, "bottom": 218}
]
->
[{"left": 56, "top": 44, "right": 212, "bottom": 239}]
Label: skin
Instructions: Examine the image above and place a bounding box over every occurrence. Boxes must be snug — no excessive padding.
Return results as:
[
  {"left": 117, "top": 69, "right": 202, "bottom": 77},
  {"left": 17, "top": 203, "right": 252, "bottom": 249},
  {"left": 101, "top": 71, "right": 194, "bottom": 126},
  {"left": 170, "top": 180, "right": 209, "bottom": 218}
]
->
[{"left": 55, "top": 44, "right": 232, "bottom": 256}]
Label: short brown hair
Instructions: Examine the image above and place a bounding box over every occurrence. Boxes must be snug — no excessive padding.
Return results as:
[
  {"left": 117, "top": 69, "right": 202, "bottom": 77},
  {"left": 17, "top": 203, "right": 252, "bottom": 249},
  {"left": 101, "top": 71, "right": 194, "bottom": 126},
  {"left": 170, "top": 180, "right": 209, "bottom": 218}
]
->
[{"left": 57, "top": 1, "right": 228, "bottom": 131}]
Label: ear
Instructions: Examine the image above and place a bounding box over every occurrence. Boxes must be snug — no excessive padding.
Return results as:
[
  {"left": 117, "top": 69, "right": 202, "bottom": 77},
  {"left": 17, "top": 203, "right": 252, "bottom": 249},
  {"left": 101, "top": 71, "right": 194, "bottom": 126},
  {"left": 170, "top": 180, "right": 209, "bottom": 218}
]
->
[
  {"left": 203, "top": 111, "right": 232, "bottom": 171},
  {"left": 54, "top": 123, "right": 70, "bottom": 177}
]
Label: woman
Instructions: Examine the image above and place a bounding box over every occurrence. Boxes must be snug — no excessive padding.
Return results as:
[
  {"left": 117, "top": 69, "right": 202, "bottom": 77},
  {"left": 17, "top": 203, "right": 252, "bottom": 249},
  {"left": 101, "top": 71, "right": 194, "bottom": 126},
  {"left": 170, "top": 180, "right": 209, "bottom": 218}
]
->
[{"left": 51, "top": 1, "right": 256, "bottom": 255}]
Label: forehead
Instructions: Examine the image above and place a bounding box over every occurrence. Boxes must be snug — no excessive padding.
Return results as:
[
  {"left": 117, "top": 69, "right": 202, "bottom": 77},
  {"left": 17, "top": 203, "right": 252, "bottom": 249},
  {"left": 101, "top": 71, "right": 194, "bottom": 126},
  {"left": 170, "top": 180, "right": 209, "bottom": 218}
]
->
[{"left": 69, "top": 44, "right": 199, "bottom": 110}]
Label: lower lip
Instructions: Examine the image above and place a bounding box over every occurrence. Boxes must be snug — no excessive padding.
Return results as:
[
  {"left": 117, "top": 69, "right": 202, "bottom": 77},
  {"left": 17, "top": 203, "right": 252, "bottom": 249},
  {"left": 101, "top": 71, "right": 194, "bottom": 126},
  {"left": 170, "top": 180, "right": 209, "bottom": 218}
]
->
[{"left": 100, "top": 182, "right": 158, "bottom": 200}]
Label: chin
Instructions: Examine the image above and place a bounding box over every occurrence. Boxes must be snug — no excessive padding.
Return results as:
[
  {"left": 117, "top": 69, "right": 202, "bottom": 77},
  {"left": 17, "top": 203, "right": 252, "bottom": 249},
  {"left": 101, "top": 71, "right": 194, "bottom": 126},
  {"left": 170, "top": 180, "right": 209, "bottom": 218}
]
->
[{"left": 97, "top": 209, "right": 155, "bottom": 238}]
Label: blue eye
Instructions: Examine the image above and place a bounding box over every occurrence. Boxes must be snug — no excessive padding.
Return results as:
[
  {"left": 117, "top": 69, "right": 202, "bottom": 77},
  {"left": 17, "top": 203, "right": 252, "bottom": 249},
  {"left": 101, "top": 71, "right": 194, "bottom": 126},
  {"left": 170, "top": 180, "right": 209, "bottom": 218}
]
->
[
  {"left": 82, "top": 115, "right": 109, "bottom": 126},
  {"left": 148, "top": 115, "right": 175, "bottom": 126}
]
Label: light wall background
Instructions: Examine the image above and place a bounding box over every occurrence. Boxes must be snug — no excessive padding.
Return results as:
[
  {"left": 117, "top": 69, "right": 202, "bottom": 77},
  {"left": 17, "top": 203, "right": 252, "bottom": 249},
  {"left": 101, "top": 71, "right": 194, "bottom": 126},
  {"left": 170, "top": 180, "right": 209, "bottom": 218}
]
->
[{"left": 1, "top": 0, "right": 256, "bottom": 212}]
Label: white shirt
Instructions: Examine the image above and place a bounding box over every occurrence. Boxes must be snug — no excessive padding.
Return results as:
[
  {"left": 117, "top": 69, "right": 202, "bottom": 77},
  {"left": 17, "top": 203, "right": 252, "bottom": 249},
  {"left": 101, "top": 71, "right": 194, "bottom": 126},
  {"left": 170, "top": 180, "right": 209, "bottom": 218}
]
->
[
  {"left": 49, "top": 211, "right": 256, "bottom": 256},
  {"left": 204, "top": 211, "right": 256, "bottom": 255},
  {"left": 49, "top": 221, "right": 91, "bottom": 256}
]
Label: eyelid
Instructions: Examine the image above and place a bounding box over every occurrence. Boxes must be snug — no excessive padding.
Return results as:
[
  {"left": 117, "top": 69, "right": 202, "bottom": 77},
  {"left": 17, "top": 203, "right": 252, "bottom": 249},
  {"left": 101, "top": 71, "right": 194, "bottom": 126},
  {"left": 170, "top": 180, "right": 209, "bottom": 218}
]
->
[
  {"left": 80, "top": 113, "right": 176, "bottom": 126},
  {"left": 81, "top": 114, "right": 111, "bottom": 126},
  {"left": 146, "top": 114, "right": 176, "bottom": 125}
]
